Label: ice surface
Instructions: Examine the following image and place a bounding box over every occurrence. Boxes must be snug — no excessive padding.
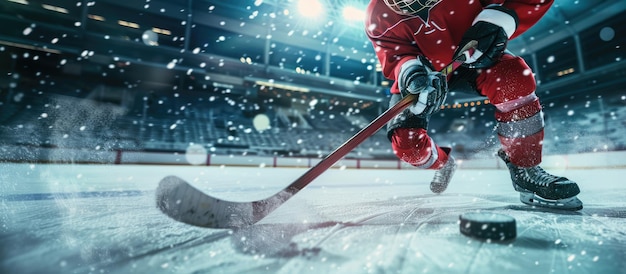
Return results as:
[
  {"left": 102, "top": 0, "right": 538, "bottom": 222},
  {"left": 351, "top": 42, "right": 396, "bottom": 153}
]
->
[{"left": 1, "top": 164, "right": 625, "bottom": 273}]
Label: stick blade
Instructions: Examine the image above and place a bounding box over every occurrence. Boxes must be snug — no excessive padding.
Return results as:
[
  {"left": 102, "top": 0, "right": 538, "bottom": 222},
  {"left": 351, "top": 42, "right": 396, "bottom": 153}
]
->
[{"left": 156, "top": 176, "right": 255, "bottom": 228}]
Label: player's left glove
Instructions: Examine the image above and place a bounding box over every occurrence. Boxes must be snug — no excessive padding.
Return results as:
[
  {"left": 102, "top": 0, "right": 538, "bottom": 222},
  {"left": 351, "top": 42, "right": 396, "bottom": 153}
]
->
[{"left": 456, "top": 4, "right": 518, "bottom": 69}]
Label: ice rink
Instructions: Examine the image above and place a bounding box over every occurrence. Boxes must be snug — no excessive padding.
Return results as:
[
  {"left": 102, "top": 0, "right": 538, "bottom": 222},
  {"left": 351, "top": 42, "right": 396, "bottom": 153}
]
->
[{"left": 1, "top": 163, "right": 625, "bottom": 274}]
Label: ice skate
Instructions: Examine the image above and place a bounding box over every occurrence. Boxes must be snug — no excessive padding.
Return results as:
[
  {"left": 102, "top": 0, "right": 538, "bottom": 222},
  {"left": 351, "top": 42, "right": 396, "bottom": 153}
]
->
[
  {"left": 430, "top": 156, "right": 456, "bottom": 194},
  {"left": 497, "top": 150, "right": 583, "bottom": 210}
]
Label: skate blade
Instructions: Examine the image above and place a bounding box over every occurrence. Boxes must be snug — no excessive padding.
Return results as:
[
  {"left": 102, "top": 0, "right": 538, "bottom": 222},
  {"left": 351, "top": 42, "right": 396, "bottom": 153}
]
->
[{"left": 519, "top": 192, "right": 583, "bottom": 211}]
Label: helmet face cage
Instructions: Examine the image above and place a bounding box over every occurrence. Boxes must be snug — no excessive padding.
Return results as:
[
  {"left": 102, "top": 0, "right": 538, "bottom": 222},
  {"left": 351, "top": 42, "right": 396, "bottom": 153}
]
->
[{"left": 382, "top": 0, "right": 441, "bottom": 16}]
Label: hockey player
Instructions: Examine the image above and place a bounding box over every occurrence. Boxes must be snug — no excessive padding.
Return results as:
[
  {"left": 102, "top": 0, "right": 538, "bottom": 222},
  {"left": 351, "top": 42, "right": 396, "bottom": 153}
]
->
[{"left": 365, "top": 0, "right": 582, "bottom": 210}]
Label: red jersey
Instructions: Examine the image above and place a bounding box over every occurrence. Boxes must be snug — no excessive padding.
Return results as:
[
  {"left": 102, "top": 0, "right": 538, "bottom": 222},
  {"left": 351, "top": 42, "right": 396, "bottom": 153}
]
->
[{"left": 365, "top": 0, "right": 553, "bottom": 94}]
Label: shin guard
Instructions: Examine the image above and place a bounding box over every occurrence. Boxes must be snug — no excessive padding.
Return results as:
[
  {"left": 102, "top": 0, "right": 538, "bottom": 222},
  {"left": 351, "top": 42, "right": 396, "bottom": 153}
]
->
[
  {"left": 391, "top": 128, "right": 449, "bottom": 169},
  {"left": 495, "top": 95, "right": 544, "bottom": 167}
]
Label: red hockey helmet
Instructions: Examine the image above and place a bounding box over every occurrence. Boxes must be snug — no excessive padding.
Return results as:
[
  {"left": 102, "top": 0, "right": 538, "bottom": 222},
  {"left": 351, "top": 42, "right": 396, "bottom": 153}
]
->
[{"left": 382, "top": 0, "right": 441, "bottom": 16}]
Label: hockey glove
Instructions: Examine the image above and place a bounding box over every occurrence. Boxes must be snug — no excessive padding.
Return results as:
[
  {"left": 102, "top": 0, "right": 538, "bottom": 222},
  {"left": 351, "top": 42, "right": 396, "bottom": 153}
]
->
[
  {"left": 397, "top": 56, "right": 447, "bottom": 116},
  {"left": 456, "top": 4, "right": 518, "bottom": 69}
]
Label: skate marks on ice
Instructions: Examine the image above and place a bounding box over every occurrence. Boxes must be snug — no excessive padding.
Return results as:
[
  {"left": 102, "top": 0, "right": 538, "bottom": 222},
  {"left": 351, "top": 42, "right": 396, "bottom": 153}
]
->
[
  {"left": 139, "top": 189, "right": 626, "bottom": 273},
  {"left": 4, "top": 166, "right": 625, "bottom": 274},
  {"left": 215, "top": 193, "right": 626, "bottom": 274},
  {"left": 3, "top": 193, "right": 624, "bottom": 273},
  {"left": 0, "top": 194, "right": 237, "bottom": 274},
  {"left": 87, "top": 192, "right": 620, "bottom": 273},
  {"left": 229, "top": 210, "right": 408, "bottom": 258}
]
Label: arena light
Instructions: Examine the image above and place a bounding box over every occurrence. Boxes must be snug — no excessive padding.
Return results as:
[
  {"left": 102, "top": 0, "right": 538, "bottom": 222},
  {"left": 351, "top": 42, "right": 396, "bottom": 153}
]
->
[
  {"left": 8, "top": 0, "right": 29, "bottom": 5},
  {"left": 342, "top": 5, "right": 365, "bottom": 22},
  {"left": 42, "top": 4, "right": 68, "bottom": 14},
  {"left": 152, "top": 27, "right": 171, "bottom": 35},
  {"left": 118, "top": 20, "right": 140, "bottom": 29},
  {"left": 88, "top": 14, "right": 105, "bottom": 21},
  {"left": 297, "top": 0, "right": 324, "bottom": 18},
  {"left": 557, "top": 68, "right": 575, "bottom": 77},
  {"left": 255, "top": 80, "right": 310, "bottom": 93}
]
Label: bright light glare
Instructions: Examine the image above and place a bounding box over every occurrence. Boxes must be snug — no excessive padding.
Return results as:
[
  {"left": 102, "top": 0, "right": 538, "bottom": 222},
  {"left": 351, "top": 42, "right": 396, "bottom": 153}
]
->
[
  {"left": 297, "top": 0, "right": 324, "bottom": 18},
  {"left": 342, "top": 6, "right": 365, "bottom": 22},
  {"left": 9, "top": 0, "right": 29, "bottom": 5}
]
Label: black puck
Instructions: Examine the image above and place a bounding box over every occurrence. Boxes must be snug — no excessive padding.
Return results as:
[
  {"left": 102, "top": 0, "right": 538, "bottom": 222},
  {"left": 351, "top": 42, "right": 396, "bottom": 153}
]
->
[{"left": 459, "top": 212, "right": 516, "bottom": 241}]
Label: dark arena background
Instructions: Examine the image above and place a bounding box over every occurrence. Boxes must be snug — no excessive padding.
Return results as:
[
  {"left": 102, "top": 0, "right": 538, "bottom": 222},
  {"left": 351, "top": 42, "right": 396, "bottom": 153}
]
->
[{"left": 1, "top": 1, "right": 625, "bottom": 274}]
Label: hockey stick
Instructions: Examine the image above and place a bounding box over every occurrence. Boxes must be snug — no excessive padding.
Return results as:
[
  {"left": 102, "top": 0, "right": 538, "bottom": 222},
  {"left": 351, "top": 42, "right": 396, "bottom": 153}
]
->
[{"left": 156, "top": 41, "right": 477, "bottom": 229}]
